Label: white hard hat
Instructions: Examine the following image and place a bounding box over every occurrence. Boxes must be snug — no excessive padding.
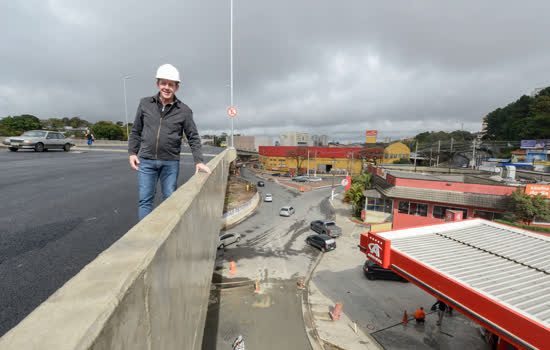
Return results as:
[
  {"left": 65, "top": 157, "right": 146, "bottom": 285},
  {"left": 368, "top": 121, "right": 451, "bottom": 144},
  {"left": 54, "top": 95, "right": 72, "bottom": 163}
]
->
[{"left": 156, "top": 64, "right": 180, "bottom": 83}]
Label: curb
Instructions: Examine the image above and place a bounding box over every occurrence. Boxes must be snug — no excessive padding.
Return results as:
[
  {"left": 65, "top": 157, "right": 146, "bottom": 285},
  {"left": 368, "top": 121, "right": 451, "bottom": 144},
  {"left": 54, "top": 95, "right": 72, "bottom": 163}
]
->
[
  {"left": 221, "top": 192, "right": 261, "bottom": 230},
  {"left": 302, "top": 252, "right": 325, "bottom": 350}
]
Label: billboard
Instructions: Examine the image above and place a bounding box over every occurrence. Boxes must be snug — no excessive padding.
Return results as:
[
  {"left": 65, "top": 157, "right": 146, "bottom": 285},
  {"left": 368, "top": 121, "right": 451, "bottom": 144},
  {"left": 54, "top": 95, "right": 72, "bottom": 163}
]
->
[
  {"left": 521, "top": 139, "right": 549, "bottom": 149},
  {"left": 525, "top": 184, "right": 550, "bottom": 198},
  {"left": 366, "top": 130, "right": 378, "bottom": 136}
]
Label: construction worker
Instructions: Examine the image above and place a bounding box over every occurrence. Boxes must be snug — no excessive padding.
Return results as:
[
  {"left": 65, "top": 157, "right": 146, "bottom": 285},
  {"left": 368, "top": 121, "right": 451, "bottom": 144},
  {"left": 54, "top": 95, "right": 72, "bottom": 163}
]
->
[
  {"left": 232, "top": 335, "right": 245, "bottom": 349},
  {"left": 432, "top": 300, "right": 448, "bottom": 326},
  {"left": 128, "top": 64, "right": 211, "bottom": 220},
  {"left": 414, "top": 307, "right": 425, "bottom": 324}
]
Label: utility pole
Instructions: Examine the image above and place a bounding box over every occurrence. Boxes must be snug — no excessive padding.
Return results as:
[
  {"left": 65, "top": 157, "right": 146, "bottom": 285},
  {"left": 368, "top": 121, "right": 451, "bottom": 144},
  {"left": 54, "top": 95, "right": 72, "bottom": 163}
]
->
[
  {"left": 436, "top": 140, "right": 441, "bottom": 167},
  {"left": 307, "top": 149, "right": 310, "bottom": 176},
  {"left": 314, "top": 150, "right": 317, "bottom": 177},
  {"left": 472, "top": 139, "right": 477, "bottom": 169},
  {"left": 350, "top": 151, "right": 354, "bottom": 177},
  {"left": 414, "top": 142, "right": 418, "bottom": 172},
  {"left": 449, "top": 137, "right": 454, "bottom": 172},
  {"left": 429, "top": 145, "right": 433, "bottom": 167},
  {"left": 331, "top": 159, "right": 336, "bottom": 200}
]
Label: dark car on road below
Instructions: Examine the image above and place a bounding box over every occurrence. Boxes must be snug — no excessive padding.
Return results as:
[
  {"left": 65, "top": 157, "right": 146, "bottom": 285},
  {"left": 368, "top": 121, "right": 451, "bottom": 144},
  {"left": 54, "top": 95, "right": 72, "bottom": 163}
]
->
[
  {"left": 363, "top": 260, "right": 407, "bottom": 282},
  {"left": 257, "top": 181, "right": 265, "bottom": 187},
  {"left": 310, "top": 220, "right": 342, "bottom": 237},
  {"left": 306, "top": 234, "right": 336, "bottom": 252}
]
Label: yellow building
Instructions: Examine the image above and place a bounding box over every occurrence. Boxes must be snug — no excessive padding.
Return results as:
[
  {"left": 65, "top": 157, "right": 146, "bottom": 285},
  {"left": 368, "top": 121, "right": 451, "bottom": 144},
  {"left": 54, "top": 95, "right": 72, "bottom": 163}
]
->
[
  {"left": 383, "top": 142, "right": 410, "bottom": 164},
  {"left": 258, "top": 146, "right": 366, "bottom": 174}
]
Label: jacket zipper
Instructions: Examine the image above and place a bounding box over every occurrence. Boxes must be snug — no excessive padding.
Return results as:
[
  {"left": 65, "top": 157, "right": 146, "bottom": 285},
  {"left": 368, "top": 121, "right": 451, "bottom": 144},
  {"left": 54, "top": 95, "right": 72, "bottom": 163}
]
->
[{"left": 155, "top": 105, "right": 165, "bottom": 159}]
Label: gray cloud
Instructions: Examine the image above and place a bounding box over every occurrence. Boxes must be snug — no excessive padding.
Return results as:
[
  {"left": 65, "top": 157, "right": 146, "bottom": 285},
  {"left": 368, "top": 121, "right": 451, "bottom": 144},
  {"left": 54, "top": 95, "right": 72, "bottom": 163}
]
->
[{"left": 1, "top": 0, "right": 549, "bottom": 141}]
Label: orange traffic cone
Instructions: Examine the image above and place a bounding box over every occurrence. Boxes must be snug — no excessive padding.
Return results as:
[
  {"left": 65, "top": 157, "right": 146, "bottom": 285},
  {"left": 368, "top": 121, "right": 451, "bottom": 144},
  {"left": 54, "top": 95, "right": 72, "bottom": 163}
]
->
[
  {"left": 402, "top": 311, "right": 408, "bottom": 324},
  {"left": 330, "top": 303, "right": 342, "bottom": 320},
  {"left": 229, "top": 261, "right": 236, "bottom": 275},
  {"left": 254, "top": 280, "right": 260, "bottom": 293}
]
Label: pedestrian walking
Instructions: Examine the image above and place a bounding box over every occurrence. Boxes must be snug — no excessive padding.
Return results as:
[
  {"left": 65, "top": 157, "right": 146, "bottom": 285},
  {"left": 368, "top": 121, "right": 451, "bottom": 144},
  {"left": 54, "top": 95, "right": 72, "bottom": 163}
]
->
[
  {"left": 128, "top": 64, "right": 211, "bottom": 220},
  {"left": 232, "top": 335, "right": 245, "bottom": 350},
  {"left": 86, "top": 130, "right": 94, "bottom": 148},
  {"left": 432, "top": 300, "right": 448, "bottom": 325},
  {"left": 414, "top": 307, "right": 425, "bottom": 324}
]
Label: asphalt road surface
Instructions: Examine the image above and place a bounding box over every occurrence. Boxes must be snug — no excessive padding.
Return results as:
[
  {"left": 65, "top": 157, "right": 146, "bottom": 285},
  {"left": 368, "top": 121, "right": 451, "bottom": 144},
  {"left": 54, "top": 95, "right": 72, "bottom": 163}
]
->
[
  {"left": 0, "top": 146, "right": 221, "bottom": 336},
  {"left": 202, "top": 168, "right": 337, "bottom": 350}
]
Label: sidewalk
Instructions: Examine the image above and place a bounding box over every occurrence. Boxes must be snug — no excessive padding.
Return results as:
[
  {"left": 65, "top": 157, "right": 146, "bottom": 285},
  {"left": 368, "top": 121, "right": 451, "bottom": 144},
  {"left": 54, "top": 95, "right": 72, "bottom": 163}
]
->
[{"left": 305, "top": 195, "right": 382, "bottom": 350}]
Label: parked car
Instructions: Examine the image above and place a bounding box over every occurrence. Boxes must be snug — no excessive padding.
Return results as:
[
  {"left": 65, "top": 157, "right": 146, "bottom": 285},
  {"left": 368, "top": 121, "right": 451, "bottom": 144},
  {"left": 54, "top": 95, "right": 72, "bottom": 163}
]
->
[
  {"left": 271, "top": 173, "right": 280, "bottom": 177},
  {"left": 264, "top": 193, "right": 273, "bottom": 202},
  {"left": 257, "top": 181, "right": 265, "bottom": 187},
  {"left": 293, "top": 176, "right": 308, "bottom": 182},
  {"left": 3, "top": 130, "right": 75, "bottom": 152},
  {"left": 308, "top": 177, "right": 322, "bottom": 182},
  {"left": 363, "top": 260, "right": 407, "bottom": 282},
  {"left": 279, "top": 206, "right": 295, "bottom": 217},
  {"left": 218, "top": 233, "right": 242, "bottom": 249},
  {"left": 310, "top": 220, "right": 342, "bottom": 237},
  {"left": 281, "top": 173, "right": 292, "bottom": 178},
  {"left": 306, "top": 234, "right": 336, "bottom": 252}
]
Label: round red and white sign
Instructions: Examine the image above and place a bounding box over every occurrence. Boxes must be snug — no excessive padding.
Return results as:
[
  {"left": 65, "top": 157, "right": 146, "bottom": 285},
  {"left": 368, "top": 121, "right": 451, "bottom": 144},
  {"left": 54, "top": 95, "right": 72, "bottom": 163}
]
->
[
  {"left": 341, "top": 179, "right": 349, "bottom": 186},
  {"left": 227, "top": 107, "right": 237, "bottom": 117}
]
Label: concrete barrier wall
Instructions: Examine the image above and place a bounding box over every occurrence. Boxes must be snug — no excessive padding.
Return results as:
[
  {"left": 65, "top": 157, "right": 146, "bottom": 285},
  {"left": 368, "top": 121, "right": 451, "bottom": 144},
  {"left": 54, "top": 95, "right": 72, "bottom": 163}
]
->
[
  {"left": 0, "top": 149, "right": 236, "bottom": 350},
  {"left": 221, "top": 192, "right": 260, "bottom": 229}
]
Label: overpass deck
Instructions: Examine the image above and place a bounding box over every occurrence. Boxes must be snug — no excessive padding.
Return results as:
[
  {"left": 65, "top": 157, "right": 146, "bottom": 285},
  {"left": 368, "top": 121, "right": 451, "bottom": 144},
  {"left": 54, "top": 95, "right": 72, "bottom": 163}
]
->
[{"left": 359, "top": 219, "right": 550, "bottom": 350}]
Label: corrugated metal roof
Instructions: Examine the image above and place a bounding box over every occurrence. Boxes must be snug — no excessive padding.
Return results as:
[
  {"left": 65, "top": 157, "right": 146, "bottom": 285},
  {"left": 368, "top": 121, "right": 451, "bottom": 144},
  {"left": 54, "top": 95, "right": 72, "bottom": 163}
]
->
[
  {"left": 380, "top": 220, "right": 550, "bottom": 329},
  {"left": 373, "top": 176, "right": 511, "bottom": 210}
]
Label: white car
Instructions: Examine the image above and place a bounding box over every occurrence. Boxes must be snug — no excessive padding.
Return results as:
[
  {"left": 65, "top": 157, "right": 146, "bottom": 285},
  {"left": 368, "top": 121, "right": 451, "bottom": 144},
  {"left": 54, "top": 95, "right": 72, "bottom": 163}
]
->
[
  {"left": 264, "top": 193, "right": 273, "bottom": 202},
  {"left": 308, "top": 177, "right": 322, "bottom": 182},
  {"left": 279, "top": 206, "right": 295, "bottom": 217},
  {"left": 218, "top": 233, "right": 241, "bottom": 249}
]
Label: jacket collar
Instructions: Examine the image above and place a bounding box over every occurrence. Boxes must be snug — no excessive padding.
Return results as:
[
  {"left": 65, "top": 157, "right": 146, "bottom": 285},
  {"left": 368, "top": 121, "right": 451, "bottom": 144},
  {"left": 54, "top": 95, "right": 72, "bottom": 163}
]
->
[{"left": 151, "top": 93, "right": 181, "bottom": 108}]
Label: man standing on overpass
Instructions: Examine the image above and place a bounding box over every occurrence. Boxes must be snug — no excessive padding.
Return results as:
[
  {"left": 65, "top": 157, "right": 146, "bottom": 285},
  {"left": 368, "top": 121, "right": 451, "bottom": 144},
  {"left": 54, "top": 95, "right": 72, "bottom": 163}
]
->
[{"left": 128, "top": 64, "right": 211, "bottom": 220}]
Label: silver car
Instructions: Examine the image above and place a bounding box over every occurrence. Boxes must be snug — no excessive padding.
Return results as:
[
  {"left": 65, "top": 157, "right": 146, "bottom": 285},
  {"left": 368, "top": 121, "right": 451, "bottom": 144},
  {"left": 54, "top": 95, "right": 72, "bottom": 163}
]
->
[
  {"left": 279, "top": 206, "right": 295, "bottom": 217},
  {"left": 3, "top": 130, "right": 75, "bottom": 152},
  {"left": 218, "top": 233, "right": 242, "bottom": 249}
]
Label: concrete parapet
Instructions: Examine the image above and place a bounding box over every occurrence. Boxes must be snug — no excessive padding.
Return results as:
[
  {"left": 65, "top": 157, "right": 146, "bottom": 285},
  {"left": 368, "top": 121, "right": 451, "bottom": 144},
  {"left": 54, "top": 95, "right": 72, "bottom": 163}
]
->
[{"left": 0, "top": 149, "right": 236, "bottom": 350}]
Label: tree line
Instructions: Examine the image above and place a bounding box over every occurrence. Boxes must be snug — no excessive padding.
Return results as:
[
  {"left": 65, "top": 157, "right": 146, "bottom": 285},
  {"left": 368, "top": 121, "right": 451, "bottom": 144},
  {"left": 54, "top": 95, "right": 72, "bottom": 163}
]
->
[
  {"left": 483, "top": 86, "right": 550, "bottom": 140},
  {"left": 0, "top": 114, "right": 132, "bottom": 140}
]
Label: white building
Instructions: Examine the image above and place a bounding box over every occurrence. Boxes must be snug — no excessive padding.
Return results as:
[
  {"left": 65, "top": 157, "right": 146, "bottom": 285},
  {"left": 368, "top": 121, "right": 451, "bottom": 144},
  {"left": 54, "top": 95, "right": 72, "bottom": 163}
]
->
[{"left": 280, "top": 132, "right": 309, "bottom": 146}]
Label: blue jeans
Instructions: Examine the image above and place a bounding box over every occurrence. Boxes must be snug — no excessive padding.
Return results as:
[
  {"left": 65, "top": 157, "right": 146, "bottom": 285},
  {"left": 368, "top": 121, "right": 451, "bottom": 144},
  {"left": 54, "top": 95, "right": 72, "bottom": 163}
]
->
[{"left": 138, "top": 157, "right": 180, "bottom": 220}]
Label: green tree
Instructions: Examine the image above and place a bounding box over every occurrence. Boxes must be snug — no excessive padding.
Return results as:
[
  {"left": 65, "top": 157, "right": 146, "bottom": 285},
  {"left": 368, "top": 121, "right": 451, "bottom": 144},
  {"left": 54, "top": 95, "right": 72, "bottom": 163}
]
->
[
  {"left": 91, "top": 121, "right": 123, "bottom": 140},
  {"left": 394, "top": 158, "right": 411, "bottom": 164},
  {"left": 346, "top": 183, "right": 366, "bottom": 218},
  {"left": 510, "top": 188, "right": 550, "bottom": 225},
  {"left": 0, "top": 114, "right": 41, "bottom": 135},
  {"left": 352, "top": 173, "right": 372, "bottom": 189}
]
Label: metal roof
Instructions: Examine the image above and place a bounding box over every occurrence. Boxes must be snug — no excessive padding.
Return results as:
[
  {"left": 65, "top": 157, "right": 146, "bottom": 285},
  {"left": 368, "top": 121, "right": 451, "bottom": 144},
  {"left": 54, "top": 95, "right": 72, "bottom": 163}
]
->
[
  {"left": 378, "top": 219, "right": 550, "bottom": 329},
  {"left": 372, "top": 176, "right": 511, "bottom": 210}
]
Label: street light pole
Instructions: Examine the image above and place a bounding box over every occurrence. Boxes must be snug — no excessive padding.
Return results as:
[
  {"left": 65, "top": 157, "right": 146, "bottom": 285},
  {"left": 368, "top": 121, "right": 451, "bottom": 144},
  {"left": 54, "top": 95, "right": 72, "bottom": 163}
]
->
[
  {"left": 122, "top": 75, "right": 132, "bottom": 142},
  {"left": 230, "top": 0, "right": 234, "bottom": 148}
]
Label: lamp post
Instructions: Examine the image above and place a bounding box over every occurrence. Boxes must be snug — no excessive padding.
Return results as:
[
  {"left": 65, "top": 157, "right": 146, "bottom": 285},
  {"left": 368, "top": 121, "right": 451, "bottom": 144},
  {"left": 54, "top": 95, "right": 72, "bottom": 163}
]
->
[{"left": 122, "top": 75, "right": 133, "bottom": 141}]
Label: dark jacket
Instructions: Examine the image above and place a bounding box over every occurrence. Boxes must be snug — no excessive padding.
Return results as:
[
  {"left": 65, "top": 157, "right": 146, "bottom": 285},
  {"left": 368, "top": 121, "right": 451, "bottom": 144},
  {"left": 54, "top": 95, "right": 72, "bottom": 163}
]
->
[{"left": 128, "top": 94, "right": 204, "bottom": 163}]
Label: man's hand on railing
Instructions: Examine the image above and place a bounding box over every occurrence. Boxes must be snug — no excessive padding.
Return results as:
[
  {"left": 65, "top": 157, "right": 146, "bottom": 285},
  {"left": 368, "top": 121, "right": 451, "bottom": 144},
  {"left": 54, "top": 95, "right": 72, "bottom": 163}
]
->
[{"left": 196, "top": 163, "right": 212, "bottom": 175}]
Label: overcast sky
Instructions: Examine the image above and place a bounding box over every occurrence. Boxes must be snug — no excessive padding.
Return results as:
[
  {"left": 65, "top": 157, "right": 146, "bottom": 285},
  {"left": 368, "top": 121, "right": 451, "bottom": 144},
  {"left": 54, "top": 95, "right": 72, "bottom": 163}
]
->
[{"left": 1, "top": 1, "right": 549, "bottom": 141}]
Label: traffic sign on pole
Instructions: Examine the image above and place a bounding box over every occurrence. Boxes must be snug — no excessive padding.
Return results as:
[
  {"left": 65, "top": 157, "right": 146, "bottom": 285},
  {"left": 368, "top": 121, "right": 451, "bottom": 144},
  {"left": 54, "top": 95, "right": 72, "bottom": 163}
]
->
[{"left": 227, "top": 107, "right": 237, "bottom": 118}]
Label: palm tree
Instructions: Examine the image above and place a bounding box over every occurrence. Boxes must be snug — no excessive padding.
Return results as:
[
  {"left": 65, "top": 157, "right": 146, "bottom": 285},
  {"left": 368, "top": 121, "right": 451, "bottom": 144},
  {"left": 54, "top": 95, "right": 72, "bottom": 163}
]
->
[{"left": 346, "top": 183, "right": 365, "bottom": 218}]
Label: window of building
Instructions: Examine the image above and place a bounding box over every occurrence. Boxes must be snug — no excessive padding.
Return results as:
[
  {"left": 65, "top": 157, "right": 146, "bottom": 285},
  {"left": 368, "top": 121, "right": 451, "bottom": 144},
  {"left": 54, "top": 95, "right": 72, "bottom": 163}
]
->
[
  {"left": 384, "top": 154, "right": 388, "bottom": 159},
  {"left": 366, "top": 198, "right": 393, "bottom": 214},
  {"left": 473, "top": 210, "right": 504, "bottom": 221},
  {"left": 398, "top": 201, "right": 428, "bottom": 216},
  {"left": 433, "top": 205, "right": 468, "bottom": 219}
]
